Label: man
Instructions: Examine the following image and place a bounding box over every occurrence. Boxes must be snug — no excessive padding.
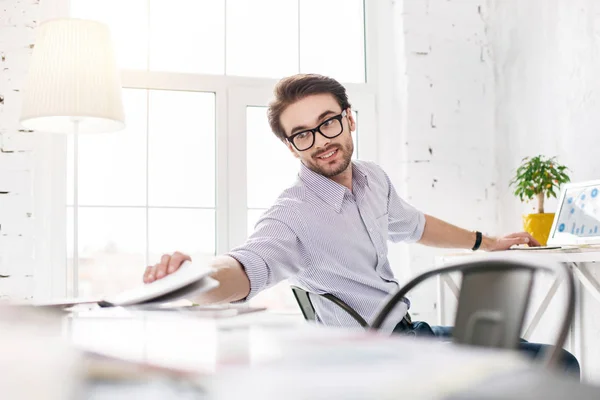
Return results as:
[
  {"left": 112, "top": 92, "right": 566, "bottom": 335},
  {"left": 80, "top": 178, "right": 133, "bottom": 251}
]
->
[{"left": 143, "top": 74, "right": 579, "bottom": 376}]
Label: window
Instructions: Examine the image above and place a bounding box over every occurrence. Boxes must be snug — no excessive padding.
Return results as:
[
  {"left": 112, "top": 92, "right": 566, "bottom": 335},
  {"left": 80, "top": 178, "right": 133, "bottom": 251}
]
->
[
  {"left": 51, "top": 0, "right": 380, "bottom": 305},
  {"left": 246, "top": 106, "right": 298, "bottom": 235},
  {"left": 67, "top": 89, "right": 217, "bottom": 297},
  {"left": 70, "top": 0, "right": 366, "bottom": 82}
]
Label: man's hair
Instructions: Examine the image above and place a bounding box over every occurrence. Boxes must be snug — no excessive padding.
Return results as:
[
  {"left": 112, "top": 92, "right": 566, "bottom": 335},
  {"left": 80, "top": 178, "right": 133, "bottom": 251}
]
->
[{"left": 267, "top": 74, "right": 351, "bottom": 142}]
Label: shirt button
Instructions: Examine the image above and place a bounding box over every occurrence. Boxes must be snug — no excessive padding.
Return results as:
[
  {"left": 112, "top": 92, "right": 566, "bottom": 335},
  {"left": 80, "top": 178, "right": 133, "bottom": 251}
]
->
[{"left": 380, "top": 253, "right": 385, "bottom": 257}]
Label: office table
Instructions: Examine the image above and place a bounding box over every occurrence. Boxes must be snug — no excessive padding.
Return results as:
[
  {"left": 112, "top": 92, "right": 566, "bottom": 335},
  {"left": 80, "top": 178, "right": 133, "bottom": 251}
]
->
[{"left": 59, "top": 307, "right": 600, "bottom": 399}]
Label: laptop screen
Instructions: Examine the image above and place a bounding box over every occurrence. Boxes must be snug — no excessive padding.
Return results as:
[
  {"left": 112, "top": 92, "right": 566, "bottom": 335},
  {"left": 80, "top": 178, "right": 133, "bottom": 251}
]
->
[{"left": 549, "top": 181, "right": 600, "bottom": 245}]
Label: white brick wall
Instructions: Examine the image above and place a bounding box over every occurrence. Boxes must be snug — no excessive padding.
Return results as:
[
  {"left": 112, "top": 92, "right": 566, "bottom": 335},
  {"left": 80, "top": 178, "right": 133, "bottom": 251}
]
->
[
  {"left": 492, "top": 0, "right": 600, "bottom": 231},
  {"left": 391, "top": 0, "right": 497, "bottom": 318},
  {"left": 491, "top": 0, "right": 600, "bottom": 382},
  {"left": 0, "top": 0, "right": 40, "bottom": 301},
  {"left": 393, "top": 0, "right": 600, "bottom": 381}
]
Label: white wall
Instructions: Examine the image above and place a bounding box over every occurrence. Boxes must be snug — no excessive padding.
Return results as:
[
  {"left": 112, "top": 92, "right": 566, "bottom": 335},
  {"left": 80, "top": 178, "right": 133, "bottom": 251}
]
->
[
  {"left": 0, "top": 0, "right": 41, "bottom": 302},
  {"left": 492, "top": 0, "right": 600, "bottom": 231},
  {"left": 392, "top": 0, "right": 600, "bottom": 381},
  {"left": 391, "top": 0, "right": 498, "bottom": 320}
]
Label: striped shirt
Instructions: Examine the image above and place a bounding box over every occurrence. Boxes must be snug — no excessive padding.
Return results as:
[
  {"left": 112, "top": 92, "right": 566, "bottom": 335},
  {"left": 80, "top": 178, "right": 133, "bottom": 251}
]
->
[{"left": 228, "top": 161, "right": 426, "bottom": 333}]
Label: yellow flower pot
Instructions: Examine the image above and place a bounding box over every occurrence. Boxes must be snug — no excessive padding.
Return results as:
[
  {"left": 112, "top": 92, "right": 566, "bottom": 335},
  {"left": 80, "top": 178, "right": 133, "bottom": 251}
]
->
[{"left": 522, "top": 213, "right": 555, "bottom": 246}]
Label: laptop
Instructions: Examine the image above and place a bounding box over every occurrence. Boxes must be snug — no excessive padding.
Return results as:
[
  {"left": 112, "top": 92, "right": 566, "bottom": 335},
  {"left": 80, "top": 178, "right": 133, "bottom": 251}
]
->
[{"left": 514, "top": 180, "right": 600, "bottom": 250}]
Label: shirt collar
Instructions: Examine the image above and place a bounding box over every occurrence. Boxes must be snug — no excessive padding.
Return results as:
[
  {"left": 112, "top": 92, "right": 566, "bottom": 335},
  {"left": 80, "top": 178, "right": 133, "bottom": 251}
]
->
[
  {"left": 352, "top": 162, "right": 369, "bottom": 189},
  {"left": 299, "top": 162, "right": 369, "bottom": 212}
]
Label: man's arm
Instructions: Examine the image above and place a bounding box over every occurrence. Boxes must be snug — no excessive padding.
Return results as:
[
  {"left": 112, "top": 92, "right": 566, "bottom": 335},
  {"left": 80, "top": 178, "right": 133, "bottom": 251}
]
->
[
  {"left": 418, "top": 214, "right": 541, "bottom": 251},
  {"left": 143, "top": 252, "right": 250, "bottom": 304},
  {"left": 380, "top": 168, "right": 541, "bottom": 251},
  {"left": 193, "top": 256, "right": 251, "bottom": 304},
  {"left": 143, "top": 212, "right": 308, "bottom": 304}
]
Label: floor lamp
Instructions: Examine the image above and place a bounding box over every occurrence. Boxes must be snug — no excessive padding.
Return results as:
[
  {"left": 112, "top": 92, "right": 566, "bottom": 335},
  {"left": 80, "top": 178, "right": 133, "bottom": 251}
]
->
[{"left": 20, "top": 18, "right": 125, "bottom": 297}]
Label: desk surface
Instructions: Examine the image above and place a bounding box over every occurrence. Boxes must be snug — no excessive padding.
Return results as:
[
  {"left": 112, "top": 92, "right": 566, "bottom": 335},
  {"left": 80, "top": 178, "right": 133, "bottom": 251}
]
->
[
  {"left": 61, "top": 307, "right": 599, "bottom": 399},
  {"left": 437, "top": 246, "right": 600, "bottom": 264}
]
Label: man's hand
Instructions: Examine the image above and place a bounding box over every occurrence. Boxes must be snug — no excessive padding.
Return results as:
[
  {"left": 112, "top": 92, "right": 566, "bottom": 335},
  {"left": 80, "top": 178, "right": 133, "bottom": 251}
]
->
[
  {"left": 142, "top": 253, "right": 251, "bottom": 304},
  {"left": 143, "top": 251, "right": 191, "bottom": 283},
  {"left": 484, "top": 232, "right": 541, "bottom": 251}
]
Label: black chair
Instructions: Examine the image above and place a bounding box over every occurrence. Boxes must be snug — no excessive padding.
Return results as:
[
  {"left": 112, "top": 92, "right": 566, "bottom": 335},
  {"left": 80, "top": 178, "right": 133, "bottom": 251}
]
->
[
  {"left": 371, "top": 256, "right": 575, "bottom": 369},
  {"left": 290, "top": 286, "right": 369, "bottom": 328}
]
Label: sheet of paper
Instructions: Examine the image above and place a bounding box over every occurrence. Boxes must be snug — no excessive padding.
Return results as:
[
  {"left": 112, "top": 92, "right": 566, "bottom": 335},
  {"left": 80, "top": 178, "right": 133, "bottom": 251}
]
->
[{"left": 106, "top": 261, "right": 216, "bottom": 306}]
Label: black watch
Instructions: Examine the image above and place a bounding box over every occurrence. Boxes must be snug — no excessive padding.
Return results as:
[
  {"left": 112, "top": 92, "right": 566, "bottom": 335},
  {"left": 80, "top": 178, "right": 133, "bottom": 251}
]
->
[{"left": 472, "top": 231, "right": 483, "bottom": 251}]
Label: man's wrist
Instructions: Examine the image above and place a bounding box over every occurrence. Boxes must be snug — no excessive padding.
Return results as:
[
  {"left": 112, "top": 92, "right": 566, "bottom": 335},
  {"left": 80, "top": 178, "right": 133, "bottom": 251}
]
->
[
  {"left": 470, "top": 231, "right": 494, "bottom": 251},
  {"left": 471, "top": 231, "right": 483, "bottom": 251},
  {"left": 479, "top": 235, "right": 495, "bottom": 251}
]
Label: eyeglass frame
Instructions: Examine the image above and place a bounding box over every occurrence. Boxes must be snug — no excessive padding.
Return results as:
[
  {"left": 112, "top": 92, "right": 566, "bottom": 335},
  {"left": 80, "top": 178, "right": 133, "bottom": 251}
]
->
[{"left": 285, "top": 109, "right": 348, "bottom": 151}]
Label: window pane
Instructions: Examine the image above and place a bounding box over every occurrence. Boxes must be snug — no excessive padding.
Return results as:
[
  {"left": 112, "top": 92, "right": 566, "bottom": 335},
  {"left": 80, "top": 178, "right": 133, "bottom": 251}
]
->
[
  {"left": 70, "top": 207, "right": 147, "bottom": 299},
  {"left": 150, "top": 0, "right": 225, "bottom": 74},
  {"left": 246, "top": 107, "right": 299, "bottom": 209},
  {"left": 248, "top": 208, "right": 266, "bottom": 237},
  {"left": 300, "top": 0, "right": 365, "bottom": 83},
  {"left": 148, "top": 90, "right": 216, "bottom": 207},
  {"left": 70, "top": 0, "right": 148, "bottom": 70},
  {"left": 72, "top": 89, "right": 147, "bottom": 206},
  {"left": 226, "top": 0, "right": 298, "bottom": 78},
  {"left": 148, "top": 208, "right": 215, "bottom": 265}
]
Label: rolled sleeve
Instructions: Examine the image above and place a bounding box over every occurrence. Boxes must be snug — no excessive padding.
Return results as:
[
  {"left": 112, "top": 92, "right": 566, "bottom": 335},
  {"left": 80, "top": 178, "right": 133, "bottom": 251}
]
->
[
  {"left": 226, "top": 213, "right": 309, "bottom": 302},
  {"left": 404, "top": 211, "right": 426, "bottom": 243},
  {"left": 227, "top": 249, "right": 269, "bottom": 302},
  {"left": 384, "top": 172, "right": 426, "bottom": 243}
]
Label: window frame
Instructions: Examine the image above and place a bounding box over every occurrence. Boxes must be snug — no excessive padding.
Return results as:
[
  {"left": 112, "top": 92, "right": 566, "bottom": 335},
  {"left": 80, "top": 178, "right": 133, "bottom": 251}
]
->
[{"left": 34, "top": 0, "right": 392, "bottom": 300}]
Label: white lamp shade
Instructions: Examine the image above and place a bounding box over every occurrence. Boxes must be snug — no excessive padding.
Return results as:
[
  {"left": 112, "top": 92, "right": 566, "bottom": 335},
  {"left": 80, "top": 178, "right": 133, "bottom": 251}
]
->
[{"left": 20, "top": 18, "right": 125, "bottom": 134}]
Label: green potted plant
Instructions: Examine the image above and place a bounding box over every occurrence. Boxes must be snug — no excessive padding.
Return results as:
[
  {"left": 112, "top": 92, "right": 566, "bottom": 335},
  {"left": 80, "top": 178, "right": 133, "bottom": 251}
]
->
[{"left": 509, "top": 155, "right": 571, "bottom": 245}]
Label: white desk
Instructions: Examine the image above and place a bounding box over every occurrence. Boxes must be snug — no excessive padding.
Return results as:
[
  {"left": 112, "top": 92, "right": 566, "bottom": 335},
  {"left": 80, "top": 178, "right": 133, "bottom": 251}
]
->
[
  {"left": 3, "top": 304, "right": 600, "bottom": 399},
  {"left": 435, "top": 247, "right": 600, "bottom": 379},
  {"left": 64, "top": 307, "right": 537, "bottom": 399}
]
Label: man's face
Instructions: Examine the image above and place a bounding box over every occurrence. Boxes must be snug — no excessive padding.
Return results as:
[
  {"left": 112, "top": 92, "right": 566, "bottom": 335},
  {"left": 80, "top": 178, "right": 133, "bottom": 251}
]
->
[{"left": 280, "top": 93, "right": 356, "bottom": 178}]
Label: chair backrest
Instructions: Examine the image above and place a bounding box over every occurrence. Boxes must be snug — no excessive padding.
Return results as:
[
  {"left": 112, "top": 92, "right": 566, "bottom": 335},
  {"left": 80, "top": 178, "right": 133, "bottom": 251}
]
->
[
  {"left": 453, "top": 269, "right": 534, "bottom": 348},
  {"left": 370, "top": 256, "right": 575, "bottom": 368},
  {"left": 291, "top": 286, "right": 317, "bottom": 321},
  {"left": 290, "top": 286, "right": 369, "bottom": 328}
]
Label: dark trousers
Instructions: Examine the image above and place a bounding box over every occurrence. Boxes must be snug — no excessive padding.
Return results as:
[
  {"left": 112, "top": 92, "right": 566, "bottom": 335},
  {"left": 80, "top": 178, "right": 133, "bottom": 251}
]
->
[{"left": 393, "top": 320, "right": 580, "bottom": 379}]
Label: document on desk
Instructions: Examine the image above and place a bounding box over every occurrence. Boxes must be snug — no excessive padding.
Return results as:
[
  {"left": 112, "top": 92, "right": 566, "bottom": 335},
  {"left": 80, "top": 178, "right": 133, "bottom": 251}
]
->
[
  {"left": 135, "top": 302, "right": 267, "bottom": 318},
  {"left": 509, "top": 245, "right": 563, "bottom": 251},
  {"left": 31, "top": 261, "right": 219, "bottom": 308}
]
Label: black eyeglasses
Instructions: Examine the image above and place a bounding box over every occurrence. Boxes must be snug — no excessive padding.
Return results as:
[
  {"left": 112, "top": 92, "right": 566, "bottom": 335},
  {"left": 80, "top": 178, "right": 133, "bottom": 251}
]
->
[{"left": 286, "top": 110, "right": 347, "bottom": 151}]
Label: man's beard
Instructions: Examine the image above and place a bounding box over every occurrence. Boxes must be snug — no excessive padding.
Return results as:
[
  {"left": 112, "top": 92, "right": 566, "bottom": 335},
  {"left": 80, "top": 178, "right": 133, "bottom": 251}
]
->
[{"left": 307, "top": 141, "right": 353, "bottom": 178}]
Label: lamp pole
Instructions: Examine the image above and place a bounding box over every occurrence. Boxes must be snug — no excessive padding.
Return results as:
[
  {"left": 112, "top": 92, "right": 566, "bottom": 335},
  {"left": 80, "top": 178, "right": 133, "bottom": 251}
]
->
[{"left": 72, "top": 119, "right": 80, "bottom": 297}]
